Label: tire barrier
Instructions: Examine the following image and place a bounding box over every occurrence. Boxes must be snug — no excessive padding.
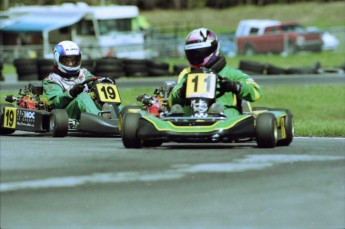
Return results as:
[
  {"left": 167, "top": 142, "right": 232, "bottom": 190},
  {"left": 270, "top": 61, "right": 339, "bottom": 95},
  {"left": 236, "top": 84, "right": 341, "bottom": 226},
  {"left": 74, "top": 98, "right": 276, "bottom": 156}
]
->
[
  {"left": 37, "top": 58, "right": 54, "bottom": 80},
  {"left": 94, "top": 57, "right": 125, "bottom": 79},
  {"left": 147, "top": 60, "right": 171, "bottom": 77},
  {"left": 239, "top": 60, "right": 266, "bottom": 75},
  {"left": 14, "top": 58, "right": 39, "bottom": 81},
  {"left": 238, "top": 60, "right": 344, "bottom": 75},
  {"left": 82, "top": 59, "right": 95, "bottom": 74},
  {"left": 0, "top": 61, "right": 4, "bottom": 81},
  {"left": 123, "top": 58, "right": 149, "bottom": 77}
]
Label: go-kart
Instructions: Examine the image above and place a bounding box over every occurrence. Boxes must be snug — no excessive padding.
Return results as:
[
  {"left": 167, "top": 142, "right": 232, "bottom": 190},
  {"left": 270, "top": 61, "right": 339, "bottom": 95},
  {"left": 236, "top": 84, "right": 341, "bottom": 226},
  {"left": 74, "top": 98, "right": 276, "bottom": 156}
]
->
[
  {"left": 0, "top": 77, "right": 122, "bottom": 137},
  {"left": 121, "top": 68, "right": 293, "bottom": 148}
]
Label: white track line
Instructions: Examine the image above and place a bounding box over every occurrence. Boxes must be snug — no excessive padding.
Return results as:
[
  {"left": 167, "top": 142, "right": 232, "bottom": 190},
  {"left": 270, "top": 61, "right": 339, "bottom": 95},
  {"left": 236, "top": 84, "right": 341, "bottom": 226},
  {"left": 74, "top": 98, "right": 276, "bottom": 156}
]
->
[{"left": 1, "top": 154, "right": 344, "bottom": 192}]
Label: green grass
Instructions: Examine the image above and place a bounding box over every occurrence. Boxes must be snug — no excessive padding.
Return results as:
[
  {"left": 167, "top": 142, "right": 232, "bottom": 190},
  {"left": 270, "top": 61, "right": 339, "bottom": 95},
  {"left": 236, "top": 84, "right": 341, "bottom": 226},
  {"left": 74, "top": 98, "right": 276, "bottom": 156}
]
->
[
  {"left": 142, "top": 2, "right": 345, "bottom": 33},
  {"left": 1, "top": 84, "right": 344, "bottom": 137},
  {"left": 255, "top": 85, "right": 345, "bottom": 137}
]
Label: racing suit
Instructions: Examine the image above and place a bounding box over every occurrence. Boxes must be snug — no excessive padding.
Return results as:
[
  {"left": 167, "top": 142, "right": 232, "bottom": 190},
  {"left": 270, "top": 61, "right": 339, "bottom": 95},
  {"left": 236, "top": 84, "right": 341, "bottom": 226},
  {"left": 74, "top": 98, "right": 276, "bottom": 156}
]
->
[
  {"left": 169, "top": 56, "right": 263, "bottom": 117},
  {"left": 43, "top": 67, "right": 100, "bottom": 120}
]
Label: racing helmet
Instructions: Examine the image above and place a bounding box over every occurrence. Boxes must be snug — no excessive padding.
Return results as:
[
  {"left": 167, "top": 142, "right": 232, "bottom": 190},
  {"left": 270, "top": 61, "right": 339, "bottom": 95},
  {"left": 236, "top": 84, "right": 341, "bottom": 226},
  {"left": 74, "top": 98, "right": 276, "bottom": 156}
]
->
[
  {"left": 54, "top": 40, "right": 82, "bottom": 76},
  {"left": 185, "top": 28, "right": 220, "bottom": 68}
]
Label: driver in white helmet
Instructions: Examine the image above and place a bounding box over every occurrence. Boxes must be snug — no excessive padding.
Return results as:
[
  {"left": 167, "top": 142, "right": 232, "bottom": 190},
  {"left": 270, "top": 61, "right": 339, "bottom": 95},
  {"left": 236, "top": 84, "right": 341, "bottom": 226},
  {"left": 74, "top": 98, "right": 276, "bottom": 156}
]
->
[
  {"left": 169, "top": 28, "right": 263, "bottom": 117},
  {"left": 43, "top": 40, "right": 111, "bottom": 119}
]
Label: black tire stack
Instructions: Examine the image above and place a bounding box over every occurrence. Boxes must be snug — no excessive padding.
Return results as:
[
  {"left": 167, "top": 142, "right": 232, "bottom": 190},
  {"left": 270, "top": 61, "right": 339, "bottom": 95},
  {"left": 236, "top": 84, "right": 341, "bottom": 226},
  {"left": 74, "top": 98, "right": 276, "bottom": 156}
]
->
[
  {"left": 94, "top": 57, "right": 125, "bottom": 79},
  {"left": 123, "top": 59, "right": 149, "bottom": 77},
  {"left": 14, "top": 58, "right": 39, "bottom": 81},
  {"left": 239, "top": 60, "right": 266, "bottom": 75},
  {"left": 147, "top": 60, "right": 171, "bottom": 77},
  {"left": 0, "top": 61, "right": 4, "bottom": 81},
  {"left": 81, "top": 59, "right": 95, "bottom": 74},
  {"left": 37, "top": 58, "right": 54, "bottom": 80}
]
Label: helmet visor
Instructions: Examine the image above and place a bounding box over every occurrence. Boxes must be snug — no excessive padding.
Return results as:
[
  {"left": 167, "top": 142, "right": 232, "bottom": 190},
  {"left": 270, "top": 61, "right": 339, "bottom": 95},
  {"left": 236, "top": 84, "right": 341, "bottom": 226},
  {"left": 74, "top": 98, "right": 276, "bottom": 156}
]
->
[
  {"left": 59, "top": 55, "right": 81, "bottom": 67},
  {"left": 185, "top": 46, "right": 214, "bottom": 65}
]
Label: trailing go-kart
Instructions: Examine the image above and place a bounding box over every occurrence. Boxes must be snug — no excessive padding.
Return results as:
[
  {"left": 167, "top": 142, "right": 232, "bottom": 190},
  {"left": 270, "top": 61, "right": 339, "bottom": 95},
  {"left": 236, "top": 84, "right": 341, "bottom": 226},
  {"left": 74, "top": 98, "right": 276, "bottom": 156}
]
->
[
  {"left": 121, "top": 69, "right": 293, "bottom": 148},
  {"left": 0, "top": 77, "right": 122, "bottom": 137}
]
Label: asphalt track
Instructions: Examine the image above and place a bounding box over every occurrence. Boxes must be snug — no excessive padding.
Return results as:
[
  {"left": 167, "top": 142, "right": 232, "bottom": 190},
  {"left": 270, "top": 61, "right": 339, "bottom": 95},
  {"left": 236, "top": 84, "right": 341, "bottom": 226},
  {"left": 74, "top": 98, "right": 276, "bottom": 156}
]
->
[
  {"left": 0, "top": 134, "right": 344, "bottom": 229},
  {"left": 0, "top": 74, "right": 345, "bottom": 229}
]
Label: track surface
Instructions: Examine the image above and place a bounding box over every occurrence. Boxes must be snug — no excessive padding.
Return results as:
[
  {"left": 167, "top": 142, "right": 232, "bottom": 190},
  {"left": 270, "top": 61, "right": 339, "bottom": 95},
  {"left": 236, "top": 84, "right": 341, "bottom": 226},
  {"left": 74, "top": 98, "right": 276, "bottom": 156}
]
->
[
  {"left": 1, "top": 134, "right": 344, "bottom": 229},
  {"left": 1, "top": 74, "right": 344, "bottom": 228}
]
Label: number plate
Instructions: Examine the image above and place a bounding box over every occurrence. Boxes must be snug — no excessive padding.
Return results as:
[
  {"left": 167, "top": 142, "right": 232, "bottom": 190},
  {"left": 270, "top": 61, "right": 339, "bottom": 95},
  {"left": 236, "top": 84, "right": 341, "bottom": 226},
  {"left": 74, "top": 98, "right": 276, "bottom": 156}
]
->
[
  {"left": 96, "top": 84, "right": 121, "bottom": 103},
  {"left": 3, "top": 107, "right": 17, "bottom": 129},
  {"left": 186, "top": 72, "right": 216, "bottom": 99}
]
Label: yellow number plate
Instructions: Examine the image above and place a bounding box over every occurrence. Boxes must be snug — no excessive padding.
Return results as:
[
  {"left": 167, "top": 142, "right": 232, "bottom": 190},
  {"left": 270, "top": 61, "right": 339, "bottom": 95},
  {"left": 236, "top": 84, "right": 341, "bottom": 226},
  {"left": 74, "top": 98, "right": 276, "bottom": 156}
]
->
[
  {"left": 96, "top": 84, "right": 121, "bottom": 103},
  {"left": 3, "top": 107, "right": 17, "bottom": 129},
  {"left": 186, "top": 73, "right": 216, "bottom": 99}
]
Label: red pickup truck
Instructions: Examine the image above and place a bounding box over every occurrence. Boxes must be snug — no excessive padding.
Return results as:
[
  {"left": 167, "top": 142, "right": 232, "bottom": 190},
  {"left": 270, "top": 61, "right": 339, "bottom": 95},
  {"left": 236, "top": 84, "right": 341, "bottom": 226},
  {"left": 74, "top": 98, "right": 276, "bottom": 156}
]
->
[{"left": 235, "top": 20, "right": 323, "bottom": 55}]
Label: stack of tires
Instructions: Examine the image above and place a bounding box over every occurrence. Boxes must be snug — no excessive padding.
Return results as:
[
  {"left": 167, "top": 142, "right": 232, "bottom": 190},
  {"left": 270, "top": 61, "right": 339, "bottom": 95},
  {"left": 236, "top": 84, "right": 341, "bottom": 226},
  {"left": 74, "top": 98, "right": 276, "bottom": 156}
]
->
[
  {"left": 94, "top": 57, "right": 125, "bottom": 79},
  {"left": 14, "top": 58, "right": 38, "bottom": 81},
  {"left": 0, "top": 61, "right": 4, "bottom": 81},
  {"left": 238, "top": 60, "right": 266, "bottom": 75},
  {"left": 123, "top": 59, "right": 149, "bottom": 77},
  {"left": 147, "top": 60, "right": 171, "bottom": 77},
  {"left": 37, "top": 58, "right": 54, "bottom": 80},
  {"left": 82, "top": 59, "right": 95, "bottom": 74}
]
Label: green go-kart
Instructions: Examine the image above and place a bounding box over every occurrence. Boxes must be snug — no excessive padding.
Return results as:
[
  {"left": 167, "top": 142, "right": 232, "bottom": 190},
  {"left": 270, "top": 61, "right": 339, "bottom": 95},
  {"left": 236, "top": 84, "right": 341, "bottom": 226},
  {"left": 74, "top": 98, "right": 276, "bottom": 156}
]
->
[
  {"left": 121, "top": 69, "right": 293, "bottom": 148},
  {"left": 0, "top": 77, "right": 122, "bottom": 137}
]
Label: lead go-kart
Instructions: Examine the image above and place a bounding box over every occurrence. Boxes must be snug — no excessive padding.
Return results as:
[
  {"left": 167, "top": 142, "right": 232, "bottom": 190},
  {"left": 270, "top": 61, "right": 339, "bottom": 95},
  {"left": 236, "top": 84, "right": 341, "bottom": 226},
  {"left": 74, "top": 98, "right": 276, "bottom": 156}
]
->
[
  {"left": 121, "top": 68, "right": 293, "bottom": 148},
  {"left": 0, "top": 77, "right": 122, "bottom": 137}
]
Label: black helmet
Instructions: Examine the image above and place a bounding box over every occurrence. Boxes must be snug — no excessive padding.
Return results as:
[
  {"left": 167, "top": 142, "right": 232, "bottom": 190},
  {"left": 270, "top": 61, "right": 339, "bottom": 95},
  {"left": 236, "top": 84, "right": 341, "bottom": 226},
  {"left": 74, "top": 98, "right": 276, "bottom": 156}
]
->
[{"left": 185, "top": 28, "right": 220, "bottom": 68}]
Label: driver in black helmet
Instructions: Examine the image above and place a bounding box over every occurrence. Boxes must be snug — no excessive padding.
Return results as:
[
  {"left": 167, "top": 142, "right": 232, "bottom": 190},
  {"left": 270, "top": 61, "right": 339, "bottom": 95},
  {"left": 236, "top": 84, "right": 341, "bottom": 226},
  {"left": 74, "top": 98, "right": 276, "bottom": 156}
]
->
[{"left": 169, "top": 28, "right": 263, "bottom": 117}]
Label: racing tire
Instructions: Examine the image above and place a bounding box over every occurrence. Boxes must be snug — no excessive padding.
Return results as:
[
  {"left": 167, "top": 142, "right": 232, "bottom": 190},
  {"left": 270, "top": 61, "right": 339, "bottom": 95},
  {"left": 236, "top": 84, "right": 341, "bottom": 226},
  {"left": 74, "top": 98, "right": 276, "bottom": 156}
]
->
[
  {"left": 239, "top": 60, "right": 266, "bottom": 75},
  {"left": 277, "top": 109, "right": 294, "bottom": 146},
  {"left": 143, "top": 140, "right": 163, "bottom": 147},
  {"left": 118, "top": 105, "right": 142, "bottom": 132},
  {"left": 122, "top": 112, "right": 142, "bottom": 148},
  {"left": 256, "top": 112, "right": 278, "bottom": 148},
  {"left": 0, "top": 104, "right": 16, "bottom": 135},
  {"left": 266, "top": 64, "right": 287, "bottom": 75},
  {"left": 50, "top": 109, "right": 69, "bottom": 137}
]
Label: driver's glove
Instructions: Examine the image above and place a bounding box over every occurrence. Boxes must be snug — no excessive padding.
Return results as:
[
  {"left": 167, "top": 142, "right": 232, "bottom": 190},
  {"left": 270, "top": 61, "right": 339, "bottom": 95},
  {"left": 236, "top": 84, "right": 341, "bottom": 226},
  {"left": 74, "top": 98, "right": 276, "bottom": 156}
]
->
[
  {"left": 69, "top": 83, "right": 85, "bottom": 98},
  {"left": 220, "top": 78, "right": 242, "bottom": 94}
]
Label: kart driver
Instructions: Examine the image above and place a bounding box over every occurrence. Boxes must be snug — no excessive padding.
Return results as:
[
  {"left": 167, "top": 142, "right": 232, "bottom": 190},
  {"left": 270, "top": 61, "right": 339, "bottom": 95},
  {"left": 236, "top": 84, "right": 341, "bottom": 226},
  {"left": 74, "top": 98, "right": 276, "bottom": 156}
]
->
[
  {"left": 43, "top": 40, "right": 111, "bottom": 119},
  {"left": 169, "top": 28, "right": 263, "bottom": 117}
]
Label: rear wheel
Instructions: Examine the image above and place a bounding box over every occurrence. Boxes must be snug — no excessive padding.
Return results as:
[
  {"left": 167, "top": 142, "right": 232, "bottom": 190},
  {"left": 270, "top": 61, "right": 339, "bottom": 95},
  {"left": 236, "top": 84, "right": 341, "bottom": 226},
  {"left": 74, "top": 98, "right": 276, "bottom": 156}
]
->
[
  {"left": 256, "top": 112, "right": 277, "bottom": 148},
  {"left": 122, "top": 112, "right": 142, "bottom": 148},
  {"left": 50, "top": 109, "right": 69, "bottom": 137},
  {"left": 0, "top": 104, "right": 16, "bottom": 135}
]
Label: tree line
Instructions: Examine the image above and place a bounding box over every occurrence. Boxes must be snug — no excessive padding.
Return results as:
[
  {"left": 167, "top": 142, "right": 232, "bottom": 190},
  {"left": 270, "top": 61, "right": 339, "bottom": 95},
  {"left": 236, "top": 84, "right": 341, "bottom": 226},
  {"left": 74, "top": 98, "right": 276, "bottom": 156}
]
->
[{"left": 2, "top": 0, "right": 343, "bottom": 10}]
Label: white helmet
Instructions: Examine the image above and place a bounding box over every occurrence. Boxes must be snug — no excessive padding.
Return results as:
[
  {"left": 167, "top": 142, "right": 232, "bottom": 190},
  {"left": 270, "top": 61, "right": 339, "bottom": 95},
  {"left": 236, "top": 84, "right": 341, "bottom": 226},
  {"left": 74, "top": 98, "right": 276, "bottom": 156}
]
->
[{"left": 54, "top": 40, "right": 82, "bottom": 76}]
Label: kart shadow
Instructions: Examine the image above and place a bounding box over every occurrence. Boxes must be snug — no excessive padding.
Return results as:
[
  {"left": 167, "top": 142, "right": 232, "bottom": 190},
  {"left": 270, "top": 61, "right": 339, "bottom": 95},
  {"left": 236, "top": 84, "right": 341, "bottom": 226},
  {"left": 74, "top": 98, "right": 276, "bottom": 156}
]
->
[
  {"left": 161, "top": 143, "right": 257, "bottom": 149},
  {"left": 4, "top": 131, "right": 120, "bottom": 138}
]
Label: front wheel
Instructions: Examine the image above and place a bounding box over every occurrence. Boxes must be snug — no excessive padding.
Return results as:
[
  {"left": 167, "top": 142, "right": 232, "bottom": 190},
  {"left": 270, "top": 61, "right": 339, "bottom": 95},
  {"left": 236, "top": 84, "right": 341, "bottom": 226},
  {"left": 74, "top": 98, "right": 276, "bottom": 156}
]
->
[
  {"left": 50, "top": 109, "right": 69, "bottom": 137},
  {"left": 256, "top": 112, "right": 278, "bottom": 148},
  {"left": 122, "top": 112, "right": 142, "bottom": 148}
]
